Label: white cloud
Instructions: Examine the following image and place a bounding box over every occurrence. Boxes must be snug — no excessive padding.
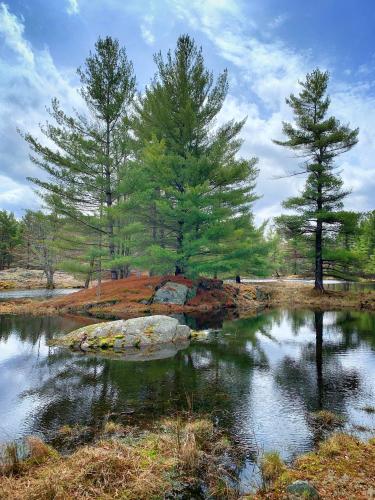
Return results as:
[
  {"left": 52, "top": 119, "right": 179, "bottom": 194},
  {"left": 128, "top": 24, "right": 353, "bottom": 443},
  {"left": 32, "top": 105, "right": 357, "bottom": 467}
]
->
[
  {"left": 0, "top": 4, "right": 82, "bottom": 215},
  {"left": 0, "top": 3, "right": 34, "bottom": 65},
  {"left": 168, "top": 0, "right": 375, "bottom": 222},
  {"left": 67, "top": 0, "right": 79, "bottom": 15},
  {"left": 268, "top": 14, "right": 289, "bottom": 30},
  {"left": 140, "top": 15, "right": 155, "bottom": 45}
]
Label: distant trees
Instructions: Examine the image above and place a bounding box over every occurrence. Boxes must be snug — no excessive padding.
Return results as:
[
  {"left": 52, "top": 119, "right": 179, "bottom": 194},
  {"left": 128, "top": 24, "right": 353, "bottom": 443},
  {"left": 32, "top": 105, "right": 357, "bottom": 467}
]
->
[
  {"left": 274, "top": 69, "right": 359, "bottom": 290},
  {"left": 354, "top": 211, "right": 375, "bottom": 276},
  {"left": 19, "top": 211, "right": 61, "bottom": 288},
  {"left": 0, "top": 211, "right": 20, "bottom": 270}
]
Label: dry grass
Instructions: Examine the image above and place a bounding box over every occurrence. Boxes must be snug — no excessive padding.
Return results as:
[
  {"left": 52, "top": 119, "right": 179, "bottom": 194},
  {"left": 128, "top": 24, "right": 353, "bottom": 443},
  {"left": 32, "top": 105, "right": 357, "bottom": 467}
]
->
[
  {"left": 310, "top": 410, "right": 345, "bottom": 431},
  {"left": 260, "top": 452, "right": 286, "bottom": 487},
  {"left": 0, "top": 417, "right": 238, "bottom": 500},
  {"left": 254, "top": 433, "right": 375, "bottom": 499},
  {"left": 262, "top": 281, "right": 375, "bottom": 311}
]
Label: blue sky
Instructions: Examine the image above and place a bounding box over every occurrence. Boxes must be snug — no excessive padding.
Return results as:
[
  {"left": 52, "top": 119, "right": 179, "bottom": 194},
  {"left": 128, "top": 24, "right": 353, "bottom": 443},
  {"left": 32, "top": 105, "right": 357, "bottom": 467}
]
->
[{"left": 0, "top": 0, "right": 374, "bottom": 222}]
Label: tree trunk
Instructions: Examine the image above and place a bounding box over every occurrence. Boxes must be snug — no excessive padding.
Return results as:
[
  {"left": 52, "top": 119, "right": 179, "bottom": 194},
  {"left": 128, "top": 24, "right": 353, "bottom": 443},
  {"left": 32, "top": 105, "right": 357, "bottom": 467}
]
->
[
  {"left": 45, "top": 270, "right": 55, "bottom": 289},
  {"left": 175, "top": 221, "right": 184, "bottom": 276},
  {"left": 84, "top": 258, "right": 95, "bottom": 288},
  {"left": 175, "top": 265, "right": 183, "bottom": 275},
  {"left": 315, "top": 170, "right": 324, "bottom": 292},
  {"left": 315, "top": 219, "right": 324, "bottom": 291},
  {"left": 105, "top": 120, "right": 118, "bottom": 281}
]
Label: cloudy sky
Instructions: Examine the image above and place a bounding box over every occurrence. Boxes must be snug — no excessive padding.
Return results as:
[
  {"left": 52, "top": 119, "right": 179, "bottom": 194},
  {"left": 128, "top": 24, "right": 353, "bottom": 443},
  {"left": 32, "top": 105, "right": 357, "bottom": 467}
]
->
[{"left": 0, "top": 0, "right": 374, "bottom": 223}]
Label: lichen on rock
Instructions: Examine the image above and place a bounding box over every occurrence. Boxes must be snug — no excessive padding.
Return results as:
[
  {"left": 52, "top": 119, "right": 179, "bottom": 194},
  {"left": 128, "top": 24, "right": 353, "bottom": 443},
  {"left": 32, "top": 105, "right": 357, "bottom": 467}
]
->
[{"left": 50, "top": 315, "right": 192, "bottom": 357}]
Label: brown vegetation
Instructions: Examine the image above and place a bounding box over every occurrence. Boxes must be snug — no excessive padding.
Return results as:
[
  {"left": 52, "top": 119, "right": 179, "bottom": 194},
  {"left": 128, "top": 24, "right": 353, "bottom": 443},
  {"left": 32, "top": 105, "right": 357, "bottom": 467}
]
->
[
  {"left": 254, "top": 280, "right": 375, "bottom": 312},
  {"left": 0, "top": 275, "right": 259, "bottom": 318},
  {"left": 0, "top": 418, "right": 238, "bottom": 500},
  {"left": 253, "top": 433, "right": 375, "bottom": 499},
  {"left": 1, "top": 277, "right": 374, "bottom": 318}
]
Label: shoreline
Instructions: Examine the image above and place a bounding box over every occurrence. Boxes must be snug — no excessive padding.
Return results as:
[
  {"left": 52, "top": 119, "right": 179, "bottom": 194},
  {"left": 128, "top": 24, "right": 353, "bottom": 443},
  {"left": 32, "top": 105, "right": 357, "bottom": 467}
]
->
[
  {"left": 1, "top": 277, "right": 374, "bottom": 318},
  {"left": 0, "top": 415, "right": 373, "bottom": 499}
]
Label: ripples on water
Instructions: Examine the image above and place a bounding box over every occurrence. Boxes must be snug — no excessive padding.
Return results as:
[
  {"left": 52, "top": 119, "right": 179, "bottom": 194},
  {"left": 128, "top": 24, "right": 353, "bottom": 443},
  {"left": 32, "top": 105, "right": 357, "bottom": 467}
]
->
[{"left": 0, "top": 309, "right": 374, "bottom": 490}]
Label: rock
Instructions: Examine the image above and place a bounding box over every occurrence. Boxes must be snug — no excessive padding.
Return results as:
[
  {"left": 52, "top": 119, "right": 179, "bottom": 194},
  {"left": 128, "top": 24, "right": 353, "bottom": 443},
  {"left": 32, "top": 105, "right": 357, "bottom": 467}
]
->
[
  {"left": 287, "top": 480, "right": 320, "bottom": 498},
  {"left": 198, "top": 278, "right": 223, "bottom": 290},
  {"left": 55, "top": 315, "right": 191, "bottom": 352},
  {"left": 153, "top": 282, "right": 189, "bottom": 305},
  {"left": 255, "top": 287, "right": 270, "bottom": 301},
  {"left": 186, "top": 286, "right": 197, "bottom": 302},
  {"left": 80, "top": 342, "right": 90, "bottom": 351}
]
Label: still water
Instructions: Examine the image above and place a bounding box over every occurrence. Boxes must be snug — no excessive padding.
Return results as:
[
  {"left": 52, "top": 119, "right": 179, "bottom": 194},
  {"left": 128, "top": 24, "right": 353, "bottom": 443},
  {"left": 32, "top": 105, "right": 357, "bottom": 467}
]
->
[
  {"left": 240, "top": 278, "right": 375, "bottom": 292},
  {"left": 0, "top": 309, "right": 374, "bottom": 487},
  {"left": 0, "top": 288, "right": 81, "bottom": 301}
]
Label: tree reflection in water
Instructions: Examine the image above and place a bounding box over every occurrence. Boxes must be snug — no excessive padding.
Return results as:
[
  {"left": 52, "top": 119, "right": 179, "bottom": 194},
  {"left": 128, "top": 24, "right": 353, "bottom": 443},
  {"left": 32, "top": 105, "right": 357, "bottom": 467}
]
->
[{"left": 0, "top": 309, "right": 374, "bottom": 473}]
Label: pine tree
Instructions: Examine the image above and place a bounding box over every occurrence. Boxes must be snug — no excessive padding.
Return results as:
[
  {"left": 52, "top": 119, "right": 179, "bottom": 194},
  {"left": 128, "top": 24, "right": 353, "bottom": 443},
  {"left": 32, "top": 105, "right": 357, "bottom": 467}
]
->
[
  {"left": 23, "top": 36, "right": 136, "bottom": 280},
  {"left": 0, "top": 211, "right": 20, "bottom": 270},
  {"left": 274, "top": 69, "right": 359, "bottom": 291},
  {"left": 128, "top": 35, "right": 261, "bottom": 277}
]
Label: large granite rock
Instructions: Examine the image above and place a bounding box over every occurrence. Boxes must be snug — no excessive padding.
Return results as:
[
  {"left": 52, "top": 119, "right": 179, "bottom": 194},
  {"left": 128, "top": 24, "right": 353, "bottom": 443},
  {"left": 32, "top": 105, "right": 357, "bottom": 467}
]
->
[
  {"left": 53, "top": 315, "right": 191, "bottom": 352},
  {"left": 153, "top": 282, "right": 189, "bottom": 305}
]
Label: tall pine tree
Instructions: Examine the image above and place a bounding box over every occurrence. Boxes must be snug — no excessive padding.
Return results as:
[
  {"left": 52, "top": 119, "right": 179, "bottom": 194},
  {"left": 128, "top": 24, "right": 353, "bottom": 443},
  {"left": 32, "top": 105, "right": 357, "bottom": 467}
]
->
[
  {"left": 274, "top": 69, "right": 358, "bottom": 291},
  {"left": 128, "top": 35, "right": 261, "bottom": 277},
  {"left": 24, "top": 37, "right": 136, "bottom": 280}
]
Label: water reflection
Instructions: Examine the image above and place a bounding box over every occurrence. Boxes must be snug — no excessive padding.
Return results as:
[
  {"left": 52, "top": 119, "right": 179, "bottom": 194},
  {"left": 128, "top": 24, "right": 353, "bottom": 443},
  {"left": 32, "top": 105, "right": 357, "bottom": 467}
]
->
[{"left": 0, "top": 309, "right": 374, "bottom": 488}]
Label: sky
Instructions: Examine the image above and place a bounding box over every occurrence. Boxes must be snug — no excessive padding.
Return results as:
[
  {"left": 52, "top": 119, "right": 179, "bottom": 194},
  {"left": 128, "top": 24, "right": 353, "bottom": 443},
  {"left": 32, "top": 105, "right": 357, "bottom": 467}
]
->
[{"left": 0, "top": 0, "right": 374, "bottom": 224}]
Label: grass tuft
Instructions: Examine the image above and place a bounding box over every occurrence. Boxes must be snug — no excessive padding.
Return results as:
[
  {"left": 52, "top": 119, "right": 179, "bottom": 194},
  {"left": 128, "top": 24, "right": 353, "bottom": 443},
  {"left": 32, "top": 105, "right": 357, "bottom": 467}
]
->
[
  {"left": 260, "top": 451, "right": 286, "bottom": 486},
  {"left": 0, "top": 417, "right": 238, "bottom": 499}
]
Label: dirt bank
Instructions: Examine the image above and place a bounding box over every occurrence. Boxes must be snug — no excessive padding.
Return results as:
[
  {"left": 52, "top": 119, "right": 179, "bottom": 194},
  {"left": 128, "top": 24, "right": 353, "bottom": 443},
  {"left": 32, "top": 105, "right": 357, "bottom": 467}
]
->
[
  {"left": 0, "top": 268, "right": 82, "bottom": 289},
  {"left": 0, "top": 275, "right": 261, "bottom": 318},
  {"left": 1, "top": 276, "right": 374, "bottom": 318}
]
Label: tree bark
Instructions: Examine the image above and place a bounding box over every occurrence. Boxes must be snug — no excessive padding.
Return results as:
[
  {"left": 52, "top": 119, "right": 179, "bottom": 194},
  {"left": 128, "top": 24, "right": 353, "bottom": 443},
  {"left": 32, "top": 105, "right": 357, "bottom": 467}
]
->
[
  {"left": 315, "top": 169, "right": 324, "bottom": 292},
  {"left": 175, "top": 221, "right": 184, "bottom": 275},
  {"left": 45, "top": 269, "right": 55, "bottom": 289},
  {"left": 315, "top": 220, "right": 324, "bottom": 291},
  {"left": 105, "top": 120, "right": 118, "bottom": 280},
  {"left": 84, "top": 258, "right": 95, "bottom": 288}
]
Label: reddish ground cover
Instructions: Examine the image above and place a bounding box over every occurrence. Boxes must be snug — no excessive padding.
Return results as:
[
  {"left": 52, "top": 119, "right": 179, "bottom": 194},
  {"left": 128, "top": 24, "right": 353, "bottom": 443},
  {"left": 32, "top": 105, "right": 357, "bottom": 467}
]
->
[{"left": 31, "top": 274, "right": 249, "bottom": 319}]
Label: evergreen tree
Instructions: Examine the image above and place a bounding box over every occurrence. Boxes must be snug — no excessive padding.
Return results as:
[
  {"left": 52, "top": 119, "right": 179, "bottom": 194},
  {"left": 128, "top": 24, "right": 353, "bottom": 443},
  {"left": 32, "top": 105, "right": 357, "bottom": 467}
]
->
[
  {"left": 274, "top": 69, "right": 358, "bottom": 291},
  {"left": 354, "top": 211, "right": 375, "bottom": 276},
  {"left": 0, "top": 211, "right": 20, "bottom": 270},
  {"left": 128, "top": 35, "right": 261, "bottom": 277},
  {"left": 23, "top": 36, "right": 136, "bottom": 280}
]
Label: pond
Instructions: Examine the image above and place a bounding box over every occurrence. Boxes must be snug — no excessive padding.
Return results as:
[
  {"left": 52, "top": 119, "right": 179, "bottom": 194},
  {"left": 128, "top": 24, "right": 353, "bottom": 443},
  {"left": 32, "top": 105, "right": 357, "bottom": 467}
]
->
[
  {"left": 0, "top": 288, "right": 81, "bottom": 301},
  {"left": 240, "top": 278, "right": 375, "bottom": 292},
  {"left": 0, "top": 309, "right": 374, "bottom": 490}
]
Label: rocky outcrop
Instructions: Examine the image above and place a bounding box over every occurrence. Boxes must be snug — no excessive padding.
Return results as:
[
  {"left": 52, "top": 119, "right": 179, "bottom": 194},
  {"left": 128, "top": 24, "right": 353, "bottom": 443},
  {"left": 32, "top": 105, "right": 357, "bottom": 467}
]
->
[
  {"left": 51, "top": 315, "right": 191, "bottom": 355},
  {"left": 153, "top": 282, "right": 190, "bottom": 305}
]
